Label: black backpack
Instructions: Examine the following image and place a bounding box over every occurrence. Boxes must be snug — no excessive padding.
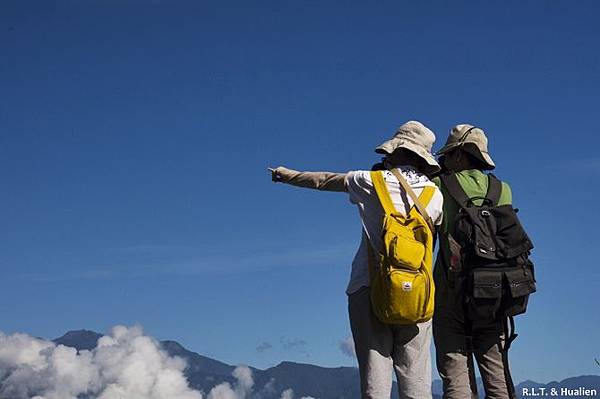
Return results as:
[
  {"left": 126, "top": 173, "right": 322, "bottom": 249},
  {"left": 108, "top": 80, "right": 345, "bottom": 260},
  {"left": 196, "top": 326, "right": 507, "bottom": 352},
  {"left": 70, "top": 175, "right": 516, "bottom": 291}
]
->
[
  {"left": 440, "top": 172, "right": 537, "bottom": 398},
  {"left": 440, "top": 172, "right": 536, "bottom": 338}
]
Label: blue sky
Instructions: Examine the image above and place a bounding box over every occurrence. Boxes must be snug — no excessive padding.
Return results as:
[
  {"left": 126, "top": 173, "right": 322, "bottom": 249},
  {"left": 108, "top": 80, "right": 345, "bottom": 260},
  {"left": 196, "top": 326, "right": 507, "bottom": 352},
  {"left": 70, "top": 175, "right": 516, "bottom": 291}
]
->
[{"left": 1, "top": 0, "right": 599, "bottom": 384}]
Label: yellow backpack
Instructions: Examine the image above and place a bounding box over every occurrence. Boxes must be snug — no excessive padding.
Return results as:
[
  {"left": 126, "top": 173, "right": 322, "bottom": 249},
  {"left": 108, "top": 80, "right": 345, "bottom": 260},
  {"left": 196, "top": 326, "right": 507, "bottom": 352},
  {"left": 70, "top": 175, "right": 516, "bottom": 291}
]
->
[{"left": 368, "top": 169, "right": 436, "bottom": 324}]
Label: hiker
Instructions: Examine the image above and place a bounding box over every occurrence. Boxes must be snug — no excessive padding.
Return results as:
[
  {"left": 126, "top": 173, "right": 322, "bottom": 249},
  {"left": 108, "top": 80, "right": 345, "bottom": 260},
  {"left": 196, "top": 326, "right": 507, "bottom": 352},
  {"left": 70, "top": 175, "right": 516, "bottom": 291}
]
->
[
  {"left": 269, "top": 121, "right": 444, "bottom": 399},
  {"left": 432, "top": 125, "right": 536, "bottom": 399}
]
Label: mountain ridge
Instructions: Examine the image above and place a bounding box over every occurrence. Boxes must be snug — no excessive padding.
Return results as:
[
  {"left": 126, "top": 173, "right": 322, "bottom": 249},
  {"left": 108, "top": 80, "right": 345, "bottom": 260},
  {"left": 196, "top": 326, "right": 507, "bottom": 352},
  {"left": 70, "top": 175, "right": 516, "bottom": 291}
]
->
[{"left": 52, "top": 329, "right": 599, "bottom": 399}]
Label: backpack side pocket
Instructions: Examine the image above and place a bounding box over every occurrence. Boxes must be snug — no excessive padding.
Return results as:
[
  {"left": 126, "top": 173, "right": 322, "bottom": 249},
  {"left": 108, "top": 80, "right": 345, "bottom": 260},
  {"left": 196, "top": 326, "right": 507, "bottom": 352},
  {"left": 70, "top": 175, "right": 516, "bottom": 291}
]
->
[
  {"left": 468, "top": 269, "right": 503, "bottom": 320},
  {"left": 503, "top": 262, "right": 536, "bottom": 316}
]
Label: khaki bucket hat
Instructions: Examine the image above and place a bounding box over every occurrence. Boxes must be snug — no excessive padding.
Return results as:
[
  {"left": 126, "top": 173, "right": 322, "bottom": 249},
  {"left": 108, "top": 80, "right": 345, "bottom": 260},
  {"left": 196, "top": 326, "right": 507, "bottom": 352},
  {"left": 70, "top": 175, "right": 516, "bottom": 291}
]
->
[
  {"left": 375, "top": 121, "right": 441, "bottom": 175},
  {"left": 436, "top": 124, "right": 495, "bottom": 170}
]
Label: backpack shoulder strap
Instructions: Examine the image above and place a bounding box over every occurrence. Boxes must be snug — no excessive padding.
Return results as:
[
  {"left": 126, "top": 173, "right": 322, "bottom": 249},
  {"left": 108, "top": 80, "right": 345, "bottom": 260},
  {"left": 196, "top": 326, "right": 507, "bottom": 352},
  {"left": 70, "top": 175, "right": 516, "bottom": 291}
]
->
[
  {"left": 486, "top": 174, "right": 502, "bottom": 206},
  {"left": 440, "top": 173, "right": 470, "bottom": 209},
  {"left": 410, "top": 186, "right": 437, "bottom": 232},
  {"left": 389, "top": 169, "right": 434, "bottom": 233},
  {"left": 417, "top": 186, "right": 436, "bottom": 208},
  {"left": 370, "top": 170, "right": 397, "bottom": 215}
]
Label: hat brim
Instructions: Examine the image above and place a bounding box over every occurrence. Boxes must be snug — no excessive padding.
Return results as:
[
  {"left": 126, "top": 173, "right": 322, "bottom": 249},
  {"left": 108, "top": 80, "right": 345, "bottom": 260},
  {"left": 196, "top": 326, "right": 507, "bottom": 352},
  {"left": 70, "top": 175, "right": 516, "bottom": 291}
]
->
[
  {"left": 435, "top": 142, "right": 460, "bottom": 156},
  {"left": 436, "top": 143, "right": 496, "bottom": 170},
  {"left": 375, "top": 138, "right": 441, "bottom": 174}
]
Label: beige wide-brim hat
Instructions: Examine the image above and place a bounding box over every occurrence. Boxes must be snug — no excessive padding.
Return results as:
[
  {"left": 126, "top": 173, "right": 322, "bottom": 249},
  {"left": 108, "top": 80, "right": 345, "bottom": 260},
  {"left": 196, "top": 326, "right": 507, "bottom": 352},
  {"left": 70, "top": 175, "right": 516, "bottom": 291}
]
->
[
  {"left": 436, "top": 124, "right": 496, "bottom": 170},
  {"left": 375, "top": 120, "right": 441, "bottom": 175}
]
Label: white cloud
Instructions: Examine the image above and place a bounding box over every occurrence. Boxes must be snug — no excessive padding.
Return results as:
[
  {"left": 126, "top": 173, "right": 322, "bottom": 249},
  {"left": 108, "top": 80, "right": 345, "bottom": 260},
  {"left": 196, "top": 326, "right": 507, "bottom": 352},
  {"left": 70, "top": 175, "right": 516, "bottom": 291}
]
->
[
  {"left": 278, "top": 388, "right": 315, "bottom": 399},
  {"left": 0, "top": 326, "right": 315, "bottom": 399},
  {"left": 0, "top": 325, "right": 201, "bottom": 399},
  {"left": 280, "top": 388, "right": 294, "bottom": 399},
  {"left": 338, "top": 336, "right": 356, "bottom": 358},
  {"left": 262, "top": 378, "right": 276, "bottom": 395},
  {"left": 206, "top": 365, "right": 254, "bottom": 399}
]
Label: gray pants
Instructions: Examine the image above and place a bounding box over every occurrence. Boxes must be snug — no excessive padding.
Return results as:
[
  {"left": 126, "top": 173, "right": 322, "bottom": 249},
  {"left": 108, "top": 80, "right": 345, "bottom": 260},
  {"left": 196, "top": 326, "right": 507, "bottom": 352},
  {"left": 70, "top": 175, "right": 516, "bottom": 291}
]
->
[
  {"left": 433, "top": 262, "right": 512, "bottom": 399},
  {"left": 348, "top": 286, "right": 432, "bottom": 399}
]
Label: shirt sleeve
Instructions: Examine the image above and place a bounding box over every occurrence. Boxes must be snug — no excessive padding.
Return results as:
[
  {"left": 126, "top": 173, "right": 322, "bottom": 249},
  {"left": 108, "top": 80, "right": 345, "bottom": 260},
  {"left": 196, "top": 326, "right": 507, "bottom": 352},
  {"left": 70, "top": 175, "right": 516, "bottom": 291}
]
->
[
  {"left": 274, "top": 166, "right": 348, "bottom": 192},
  {"left": 345, "top": 170, "right": 373, "bottom": 205},
  {"left": 500, "top": 181, "right": 513, "bottom": 205}
]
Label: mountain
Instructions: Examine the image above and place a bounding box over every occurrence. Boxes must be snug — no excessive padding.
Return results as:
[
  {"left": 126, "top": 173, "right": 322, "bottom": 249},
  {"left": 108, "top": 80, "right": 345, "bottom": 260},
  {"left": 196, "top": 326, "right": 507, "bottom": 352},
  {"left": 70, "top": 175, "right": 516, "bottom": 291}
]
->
[
  {"left": 258, "top": 361, "right": 361, "bottom": 399},
  {"left": 53, "top": 329, "right": 103, "bottom": 351},
  {"left": 53, "top": 330, "right": 598, "bottom": 399},
  {"left": 160, "top": 340, "right": 238, "bottom": 392},
  {"left": 53, "top": 330, "right": 364, "bottom": 399}
]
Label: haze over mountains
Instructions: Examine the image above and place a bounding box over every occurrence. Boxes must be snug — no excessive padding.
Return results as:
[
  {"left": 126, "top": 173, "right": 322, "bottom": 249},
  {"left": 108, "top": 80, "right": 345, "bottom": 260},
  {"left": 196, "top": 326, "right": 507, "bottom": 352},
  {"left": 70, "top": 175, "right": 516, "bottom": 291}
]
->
[{"left": 52, "top": 329, "right": 600, "bottom": 399}]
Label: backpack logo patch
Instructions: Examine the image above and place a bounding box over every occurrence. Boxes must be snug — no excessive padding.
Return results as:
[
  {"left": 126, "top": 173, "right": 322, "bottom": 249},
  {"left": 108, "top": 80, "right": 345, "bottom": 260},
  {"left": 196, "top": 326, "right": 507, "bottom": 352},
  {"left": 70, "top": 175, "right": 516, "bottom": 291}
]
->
[{"left": 402, "top": 282, "right": 412, "bottom": 292}]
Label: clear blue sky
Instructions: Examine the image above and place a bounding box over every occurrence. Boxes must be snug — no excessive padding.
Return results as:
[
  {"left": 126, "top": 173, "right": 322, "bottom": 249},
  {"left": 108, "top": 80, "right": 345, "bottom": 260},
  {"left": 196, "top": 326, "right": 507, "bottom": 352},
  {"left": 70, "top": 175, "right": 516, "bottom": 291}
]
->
[{"left": 1, "top": 0, "right": 599, "bottom": 384}]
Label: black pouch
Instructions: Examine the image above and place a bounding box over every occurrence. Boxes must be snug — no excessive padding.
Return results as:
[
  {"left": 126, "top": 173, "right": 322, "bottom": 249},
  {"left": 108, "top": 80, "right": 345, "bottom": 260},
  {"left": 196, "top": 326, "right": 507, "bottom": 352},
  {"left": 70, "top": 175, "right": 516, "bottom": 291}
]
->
[
  {"left": 492, "top": 205, "right": 534, "bottom": 259},
  {"left": 468, "top": 269, "right": 503, "bottom": 320},
  {"left": 502, "top": 261, "right": 537, "bottom": 316}
]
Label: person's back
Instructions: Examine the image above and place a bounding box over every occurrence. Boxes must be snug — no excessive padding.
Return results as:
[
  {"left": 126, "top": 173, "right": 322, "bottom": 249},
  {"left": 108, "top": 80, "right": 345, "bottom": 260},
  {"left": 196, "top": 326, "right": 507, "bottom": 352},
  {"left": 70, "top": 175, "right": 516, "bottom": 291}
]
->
[
  {"left": 432, "top": 124, "right": 532, "bottom": 399},
  {"left": 434, "top": 168, "right": 512, "bottom": 271},
  {"left": 345, "top": 166, "right": 443, "bottom": 295},
  {"left": 270, "top": 120, "right": 444, "bottom": 399}
]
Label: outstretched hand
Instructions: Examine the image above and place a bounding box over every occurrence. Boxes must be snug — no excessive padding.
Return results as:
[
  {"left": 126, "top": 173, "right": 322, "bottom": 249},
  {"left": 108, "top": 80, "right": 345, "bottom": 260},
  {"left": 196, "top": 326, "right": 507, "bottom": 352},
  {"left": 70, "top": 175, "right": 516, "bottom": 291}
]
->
[{"left": 268, "top": 167, "right": 283, "bottom": 182}]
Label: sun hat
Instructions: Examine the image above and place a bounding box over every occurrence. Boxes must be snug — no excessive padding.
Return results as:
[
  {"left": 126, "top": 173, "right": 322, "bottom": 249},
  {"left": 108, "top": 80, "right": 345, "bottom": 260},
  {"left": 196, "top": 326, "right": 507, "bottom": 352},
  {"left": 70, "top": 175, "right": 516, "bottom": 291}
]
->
[
  {"left": 375, "top": 121, "right": 441, "bottom": 175},
  {"left": 436, "top": 124, "right": 496, "bottom": 170}
]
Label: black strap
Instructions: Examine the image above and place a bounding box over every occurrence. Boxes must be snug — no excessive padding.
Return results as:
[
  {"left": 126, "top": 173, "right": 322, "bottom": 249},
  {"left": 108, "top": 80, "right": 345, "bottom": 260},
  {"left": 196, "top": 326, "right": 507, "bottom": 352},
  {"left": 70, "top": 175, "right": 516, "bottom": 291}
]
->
[
  {"left": 465, "top": 313, "right": 518, "bottom": 399},
  {"left": 441, "top": 172, "right": 503, "bottom": 208},
  {"left": 485, "top": 174, "right": 502, "bottom": 206},
  {"left": 464, "top": 314, "right": 478, "bottom": 398},
  {"left": 504, "top": 315, "right": 518, "bottom": 350},
  {"left": 501, "top": 316, "right": 518, "bottom": 399},
  {"left": 440, "top": 173, "right": 471, "bottom": 209}
]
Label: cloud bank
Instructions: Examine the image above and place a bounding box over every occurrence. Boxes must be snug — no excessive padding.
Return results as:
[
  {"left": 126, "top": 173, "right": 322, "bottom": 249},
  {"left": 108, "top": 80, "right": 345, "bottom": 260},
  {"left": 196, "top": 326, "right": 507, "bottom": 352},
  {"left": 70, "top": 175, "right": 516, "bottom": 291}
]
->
[
  {"left": 0, "top": 325, "right": 201, "bottom": 399},
  {"left": 0, "top": 326, "right": 316, "bottom": 399}
]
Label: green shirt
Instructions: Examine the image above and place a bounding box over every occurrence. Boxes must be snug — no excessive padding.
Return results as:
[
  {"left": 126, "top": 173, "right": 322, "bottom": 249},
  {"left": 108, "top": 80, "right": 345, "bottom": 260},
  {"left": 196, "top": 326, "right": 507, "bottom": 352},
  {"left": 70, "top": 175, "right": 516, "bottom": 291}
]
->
[{"left": 432, "top": 169, "right": 512, "bottom": 267}]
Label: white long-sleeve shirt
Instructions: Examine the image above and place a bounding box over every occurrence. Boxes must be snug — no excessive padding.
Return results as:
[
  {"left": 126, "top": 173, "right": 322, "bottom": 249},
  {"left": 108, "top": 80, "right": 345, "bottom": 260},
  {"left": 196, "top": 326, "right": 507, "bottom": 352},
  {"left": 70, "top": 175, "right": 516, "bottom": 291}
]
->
[
  {"left": 344, "top": 167, "right": 443, "bottom": 294},
  {"left": 273, "top": 165, "right": 443, "bottom": 295}
]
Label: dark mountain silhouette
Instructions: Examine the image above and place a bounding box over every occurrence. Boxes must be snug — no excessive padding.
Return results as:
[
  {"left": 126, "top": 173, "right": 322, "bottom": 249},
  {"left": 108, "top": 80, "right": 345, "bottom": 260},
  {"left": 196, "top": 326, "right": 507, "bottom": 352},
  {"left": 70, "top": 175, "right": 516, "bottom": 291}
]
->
[
  {"left": 53, "top": 329, "right": 103, "bottom": 351},
  {"left": 53, "top": 330, "right": 598, "bottom": 399},
  {"left": 160, "top": 339, "right": 237, "bottom": 391}
]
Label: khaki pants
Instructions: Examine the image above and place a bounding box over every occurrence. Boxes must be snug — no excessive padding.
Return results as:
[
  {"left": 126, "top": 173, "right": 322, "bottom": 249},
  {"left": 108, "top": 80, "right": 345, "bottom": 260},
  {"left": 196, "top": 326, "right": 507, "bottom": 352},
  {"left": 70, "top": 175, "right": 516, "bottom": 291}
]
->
[
  {"left": 433, "top": 261, "right": 513, "bottom": 399},
  {"left": 348, "top": 286, "right": 432, "bottom": 399}
]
